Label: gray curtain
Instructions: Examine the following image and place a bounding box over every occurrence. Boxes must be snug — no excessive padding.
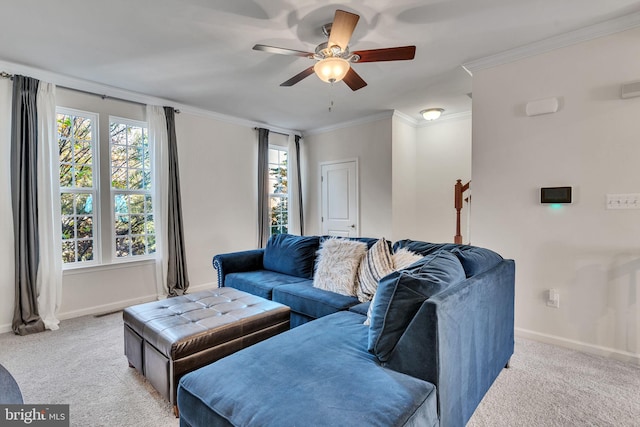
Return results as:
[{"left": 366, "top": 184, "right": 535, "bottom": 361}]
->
[
  {"left": 11, "top": 75, "right": 45, "bottom": 335},
  {"left": 294, "top": 135, "right": 304, "bottom": 235},
  {"left": 164, "top": 106, "right": 189, "bottom": 296},
  {"left": 257, "top": 128, "right": 270, "bottom": 247}
]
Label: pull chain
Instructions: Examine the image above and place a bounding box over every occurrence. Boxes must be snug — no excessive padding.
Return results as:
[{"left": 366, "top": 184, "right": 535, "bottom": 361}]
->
[{"left": 328, "top": 81, "right": 335, "bottom": 112}]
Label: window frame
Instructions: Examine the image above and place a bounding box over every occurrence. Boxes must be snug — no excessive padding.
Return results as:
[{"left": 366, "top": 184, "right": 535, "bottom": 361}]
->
[
  {"left": 109, "top": 115, "right": 156, "bottom": 263},
  {"left": 267, "top": 144, "right": 289, "bottom": 236},
  {"left": 56, "top": 107, "right": 102, "bottom": 269}
]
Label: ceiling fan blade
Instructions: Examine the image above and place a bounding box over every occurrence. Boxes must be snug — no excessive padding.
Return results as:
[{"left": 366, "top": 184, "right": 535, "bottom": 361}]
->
[
  {"left": 343, "top": 68, "right": 367, "bottom": 91},
  {"left": 352, "top": 46, "right": 416, "bottom": 63},
  {"left": 280, "top": 67, "right": 315, "bottom": 87},
  {"left": 253, "top": 44, "right": 313, "bottom": 58},
  {"left": 328, "top": 10, "right": 359, "bottom": 51}
]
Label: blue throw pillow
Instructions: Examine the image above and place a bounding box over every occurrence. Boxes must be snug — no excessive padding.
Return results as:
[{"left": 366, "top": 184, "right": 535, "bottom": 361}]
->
[
  {"left": 367, "top": 250, "right": 466, "bottom": 362},
  {"left": 263, "top": 234, "right": 320, "bottom": 279},
  {"left": 450, "top": 246, "right": 503, "bottom": 278}
]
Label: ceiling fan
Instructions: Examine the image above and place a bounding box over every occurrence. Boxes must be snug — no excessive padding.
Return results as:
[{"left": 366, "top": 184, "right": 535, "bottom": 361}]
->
[{"left": 253, "top": 9, "right": 416, "bottom": 91}]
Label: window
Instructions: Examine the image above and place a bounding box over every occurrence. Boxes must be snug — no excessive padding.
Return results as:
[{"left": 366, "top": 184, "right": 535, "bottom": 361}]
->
[
  {"left": 110, "top": 118, "right": 155, "bottom": 258},
  {"left": 56, "top": 108, "right": 155, "bottom": 267},
  {"left": 57, "top": 110, "right": 98, "bottom": 265},
  {"left": 268, "top": 146, "right": 288, "bottom": 235}
]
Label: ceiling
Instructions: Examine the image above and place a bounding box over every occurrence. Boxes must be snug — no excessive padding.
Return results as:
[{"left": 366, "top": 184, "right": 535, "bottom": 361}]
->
[{"left": 1, "top": 0, "right": 639, "bottom": 132}]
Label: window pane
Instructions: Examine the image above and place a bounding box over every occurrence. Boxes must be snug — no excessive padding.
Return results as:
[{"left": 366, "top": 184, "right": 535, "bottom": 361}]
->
[
  {"left": 75, "top": 165, "right": 93, "bottom": 187},
  {"left": 75, "top": 117, "right": 92, "bottom": 141},
  {"left": 111, "top": 166, "right": 127, "bottom": 189},
  {"left": 114, "top": 194, "right": 128, "bottom": 214},
  {"left": 77, "top": 240, "right": 94, "bottom": 261},
  {"left": 130, "top": 215, "right": 145, "bottom": 235},
  {"left": 132, "top": 236, "right": 146, "bottom": 256},
  {"left": 61, "top": 193, "right": 74, "bottom": 215},
  {"left": 76, "top": 193, "right": 93, "bottom": 214},
  {"left": 62, "top": 241, "right": 76, "bottom": 263},
  {"left": 115, "top": 215, "right": 129, "bottom": 235},
  {"left": 116, "top": 237, "right": 130, "bottom": 258},
  {"left": 128, "top": 170, "right": 144, "bottom": 189},
  {"left": 110, "top": 123, "right": 127, "bottom": 145},
  {"left": 130, "top": 195, "right": 145, "bottom": 214},
  {"left": 60, "top": 165, "right": 73, "bottom": 187},
  {"left": 75, "top": 140, "right": 92, "bottom": 165},
  {"left": 59, "top": 139, "right": 72, "bottom": 163},
  {"left": 61, "top": 217, "right": 75, "bottom": 240},
  {"left": 77, "top": 216, "right": 93, "bottom": 238}
]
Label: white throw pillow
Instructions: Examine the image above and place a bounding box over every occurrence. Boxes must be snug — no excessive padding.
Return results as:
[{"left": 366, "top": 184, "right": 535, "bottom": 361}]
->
[
  {"left": 313, "top": 238, "right": 367, "bottom": 297},
  {"left": 356, "top": 238, "right": 394, "bottom": 302},
  {"left": 392, "top": 247, "right": 423, "bottom": 270}
]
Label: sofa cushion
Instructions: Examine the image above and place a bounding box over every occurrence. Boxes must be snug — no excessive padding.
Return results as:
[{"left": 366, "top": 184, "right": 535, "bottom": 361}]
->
[
  {"left": 450, "top": 246, "right": 503, "bottom": 277},
  {"left": 262, "top": 234, "right": 320, "bottom": 279},
  {"left": 177, "top": 311, "right": 439, "bottom": 427},
  {"left": 392, "top": 239, "right": 458, "bottom": 256},
  {"left": 356, "top": 237, "right": 394, "bottom": 302},
  {"left": 313, "top": 238, "right": 367, "bottom": 297},
  {"left": 368, "top": 250, "right": 466, "bottom": 362},
  {"left": 225, "top": 270, "right": 311, "bottom": 300},
  {"left": 273, "top": 283, "right": 360, "bottom": 320}
]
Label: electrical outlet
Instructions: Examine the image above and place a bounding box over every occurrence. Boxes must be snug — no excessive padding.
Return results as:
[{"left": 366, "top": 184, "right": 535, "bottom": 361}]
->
[{"left": 546, "top": 289, "right": 560, "bottom": 308}]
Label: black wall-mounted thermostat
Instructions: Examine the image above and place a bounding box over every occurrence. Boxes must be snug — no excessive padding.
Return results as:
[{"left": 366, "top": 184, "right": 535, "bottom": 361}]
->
[{"left": 540, "top": 187, "right": 572, "bottom": 204}]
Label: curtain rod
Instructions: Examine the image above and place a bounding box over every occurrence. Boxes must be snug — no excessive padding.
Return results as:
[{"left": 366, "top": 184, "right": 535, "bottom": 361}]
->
[
  {"left": 253, "top": 127, "right": 291, "bottom": 137},
  {"left": 0, "top": 70, "right": 180, "bottom": 113}
]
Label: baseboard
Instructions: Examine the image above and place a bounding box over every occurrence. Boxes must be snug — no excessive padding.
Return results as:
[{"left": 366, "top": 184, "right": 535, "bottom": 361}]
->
[
  {"left": 515, "top": 327, "right": 640, "bottom": 365},
  {"left": 58, "top": 294, "right": 160, "bottom": 320},
  {"left": 187, "top": 282, "right": 218, "bottom": 293}
]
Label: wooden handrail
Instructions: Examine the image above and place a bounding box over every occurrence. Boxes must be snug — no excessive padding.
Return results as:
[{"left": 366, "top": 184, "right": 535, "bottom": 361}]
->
[{"left": 454, "top": 179, "right": 470, "bottom": 244}]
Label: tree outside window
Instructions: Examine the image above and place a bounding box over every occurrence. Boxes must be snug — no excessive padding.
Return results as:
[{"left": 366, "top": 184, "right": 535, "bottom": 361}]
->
[{"left": 268, "top": 147, "right": 288, "bottom": 235}]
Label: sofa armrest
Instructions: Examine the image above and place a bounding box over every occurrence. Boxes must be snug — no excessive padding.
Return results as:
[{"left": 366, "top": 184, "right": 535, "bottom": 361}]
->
[
  {"left": 212, "top": 249, "right": 265, "bottom": 287},
  {"left": 383, "top": 259, "right": 515, "bottom": 427}
]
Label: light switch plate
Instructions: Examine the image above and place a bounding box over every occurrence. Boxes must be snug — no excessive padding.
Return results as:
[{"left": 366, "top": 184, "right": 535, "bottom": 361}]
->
[{"left": 606, "top": 193, "right": 640, "bottom": 209}]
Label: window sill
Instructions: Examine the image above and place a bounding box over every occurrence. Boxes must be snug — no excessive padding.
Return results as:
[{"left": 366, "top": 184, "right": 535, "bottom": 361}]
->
[{"left": 63, "top": 257, "right": 157, "bottom": 276}]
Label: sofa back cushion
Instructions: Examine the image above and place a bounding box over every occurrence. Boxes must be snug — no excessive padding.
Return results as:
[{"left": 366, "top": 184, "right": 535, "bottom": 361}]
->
[
  {"left": 393, "top": 240, "right": 504, "bottom": 278},
  {"left": 367, "top": 250, "right": 466, "bottom": 362},
  {"left": 450, "top": 246, "right": 503, "bottom": 277},
  {"left": 263, "top": 234, "right": 320, "bottom": 279}
]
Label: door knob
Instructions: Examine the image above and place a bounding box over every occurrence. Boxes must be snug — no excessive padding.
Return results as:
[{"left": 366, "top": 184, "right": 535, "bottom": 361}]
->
[{"left": 350, "top": 224, "right": 356, "bottom": 229}]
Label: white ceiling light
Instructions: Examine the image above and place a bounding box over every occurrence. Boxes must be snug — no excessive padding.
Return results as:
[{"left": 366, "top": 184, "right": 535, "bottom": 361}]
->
[
  {"left": 420, "top": 108, "right": 444, "bottom": 120},
  {"left": 314, "top": 57, "right": 351, "bottom": 83}
]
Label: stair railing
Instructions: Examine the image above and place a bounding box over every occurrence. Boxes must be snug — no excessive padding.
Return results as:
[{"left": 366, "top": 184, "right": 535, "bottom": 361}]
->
[{"left": 454, "top": 179, "right": 471, "bottom": 244}]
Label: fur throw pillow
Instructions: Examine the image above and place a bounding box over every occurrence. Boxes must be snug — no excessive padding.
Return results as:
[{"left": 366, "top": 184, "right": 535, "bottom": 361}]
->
[
  {"left": 392, "top": 247, "right": 423, "bottom": 270},
  {"left": 313, "top": 238, "right": 367, "bottom": 297}
]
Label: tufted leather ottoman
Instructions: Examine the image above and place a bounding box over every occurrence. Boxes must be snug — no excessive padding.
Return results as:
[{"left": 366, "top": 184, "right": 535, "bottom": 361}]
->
[{"left": 123, "top": 287, "right": 290, "bottom": 416}]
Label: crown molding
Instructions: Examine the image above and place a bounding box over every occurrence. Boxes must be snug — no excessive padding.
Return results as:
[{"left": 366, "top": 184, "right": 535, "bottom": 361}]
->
[
  {"left": 392, "top": 110, "right": 419, "bottom": 127},
  {"left": 463, "top": 11, "right": 640, "bottom": 74},
  {"left": 0, "top": 59, "right": 302, "bottom": 136},
  {"left": 417, "top": 110, "right": 472, "bottom": 127}
]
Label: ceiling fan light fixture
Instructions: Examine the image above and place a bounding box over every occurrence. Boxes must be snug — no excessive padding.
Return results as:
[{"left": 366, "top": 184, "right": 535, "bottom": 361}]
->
[
  {"left": 314, "top": 57, "right": 350, "bottom": 83},
  {"left": 420, "top": 108, "right": 444, "bottom": 121}
]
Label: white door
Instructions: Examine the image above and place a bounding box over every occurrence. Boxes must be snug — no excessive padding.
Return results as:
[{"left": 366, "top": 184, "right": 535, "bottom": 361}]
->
[{"left": 321, "top": 160, "right": 358, "bottom": 237}]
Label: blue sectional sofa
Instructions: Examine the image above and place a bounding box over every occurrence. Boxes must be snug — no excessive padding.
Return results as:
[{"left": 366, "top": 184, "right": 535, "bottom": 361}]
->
[{"left": 178, "top": 235, "right": 515, "bottom": 427}]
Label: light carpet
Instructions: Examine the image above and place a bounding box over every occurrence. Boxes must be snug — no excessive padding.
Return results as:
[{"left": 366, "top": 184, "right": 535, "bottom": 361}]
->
[{"left": 0, "top": 312, "right": 638, "bottom": 426}]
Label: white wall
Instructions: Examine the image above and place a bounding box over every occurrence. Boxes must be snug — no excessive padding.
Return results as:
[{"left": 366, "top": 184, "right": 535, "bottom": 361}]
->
[
  {"left": 414, "top": 115, "right": 472, "bottom": 243},
  {"left": 305, "top": 116, "right": 393, "bottom": 239},
  {"left": 174, "top": 112, "right": 258, "bottom": 289},
  {"left": 472, "top": 27, "right": 640, "bottom": 363},
  {"left": 391, "top": 115, "right": 418, "bottom": 240}
]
